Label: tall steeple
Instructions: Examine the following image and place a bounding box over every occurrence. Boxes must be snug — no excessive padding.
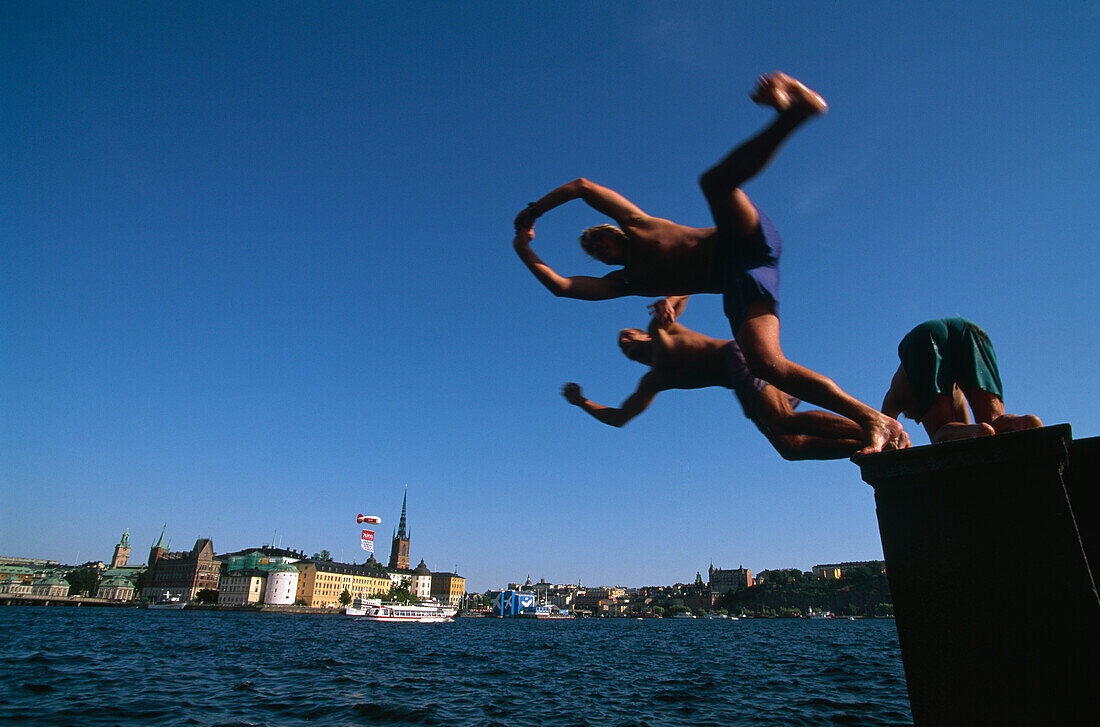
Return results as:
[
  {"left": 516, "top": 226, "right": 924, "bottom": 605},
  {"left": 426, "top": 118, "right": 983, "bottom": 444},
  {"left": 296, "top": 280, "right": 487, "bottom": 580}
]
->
[
  {"left": 396, "top": 487, "right": 408, "bottom": 539},
  {"left": 388, "top": 486, "right": 410, "bottom": 570},
  {"left": 149, "top": 523, "right": 168, "bottom": 567}
]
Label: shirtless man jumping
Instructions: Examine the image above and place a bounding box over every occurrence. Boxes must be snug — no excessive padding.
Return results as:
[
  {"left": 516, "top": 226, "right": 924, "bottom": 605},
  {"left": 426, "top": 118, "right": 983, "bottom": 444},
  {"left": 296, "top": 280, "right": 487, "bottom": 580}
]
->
[
  {"left": 513, "top": 71, "right": 905, "bottom": 454},
  {"left": 563, "top": 297, "right": 903, "bottom": 460}
]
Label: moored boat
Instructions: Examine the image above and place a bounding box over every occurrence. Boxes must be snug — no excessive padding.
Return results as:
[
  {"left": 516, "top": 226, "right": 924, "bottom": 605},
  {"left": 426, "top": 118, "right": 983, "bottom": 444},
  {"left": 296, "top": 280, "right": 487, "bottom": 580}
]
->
[
  {"left": 518, "top": 603, "right": 574, "bottom": 620},
  {"left": 346, "top": 597, "right": 456, "bottom": 622},
  {"left": 148, "top": 593, "right": 186, "bottom": 610}
]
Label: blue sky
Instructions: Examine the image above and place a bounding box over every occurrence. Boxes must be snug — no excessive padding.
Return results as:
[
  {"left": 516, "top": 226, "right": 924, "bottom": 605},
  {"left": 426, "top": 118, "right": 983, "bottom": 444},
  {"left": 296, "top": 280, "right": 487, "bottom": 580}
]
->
[{"left": 3, "top": 2, "right": 1097, "bottom": 591}]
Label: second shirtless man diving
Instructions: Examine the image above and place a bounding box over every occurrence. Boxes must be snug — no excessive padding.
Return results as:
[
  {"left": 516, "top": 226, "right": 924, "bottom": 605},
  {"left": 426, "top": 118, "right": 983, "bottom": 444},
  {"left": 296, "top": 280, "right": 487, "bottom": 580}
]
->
[{"left": 514, "top": 71, "right": 906, "bottom": 453}]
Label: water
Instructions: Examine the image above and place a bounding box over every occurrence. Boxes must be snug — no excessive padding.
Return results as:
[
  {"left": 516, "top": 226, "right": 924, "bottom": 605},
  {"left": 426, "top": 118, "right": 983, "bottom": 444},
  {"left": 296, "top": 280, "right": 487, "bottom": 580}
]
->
[{"left": 0, "top": 609, "right": 912, "bottom": 726}]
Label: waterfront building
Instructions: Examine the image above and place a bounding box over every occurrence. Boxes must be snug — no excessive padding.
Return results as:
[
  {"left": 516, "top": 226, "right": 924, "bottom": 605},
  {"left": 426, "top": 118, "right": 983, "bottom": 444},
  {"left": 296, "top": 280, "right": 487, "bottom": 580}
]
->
[
  {"left": 142, "top": 533, "right": 221, "bottom": 602},
  {"left": 495, "top": 589, "right": 536, "bottom": 617},
  {"left": 98, "top": 530, "right": 146, "bottom": 594},
  {"left": 388, "top": 489, "right": 411, "bottom": 571},
  {"left": 0, "top": 556, "right": 61, "bottom": 568},
  {"left": 430, "top": 571, "right": 466, "bottom": 608},
  {"left": 219, "top": 568, "right": 267, "bottom": 605},
  {"left": 294, "top": 560, "right": 390, "bottom": 608},
  {"left": 385, "top": 567, "right": 413, "bottom": 590},
  {"left": 708, "top": 564, "right": 754, "bottom": 594},
  {"left": 0, "top": 577, "right": 33, "bottom": 595},
  {"left": 263, "top": 563, "right": 299, "bottom": 605},
  {"left": 812, "top": 561, "right": 886, "bottom": 580},
  {"left": 410, "top": 560, "right": 432, "bottom": 600},
  {"left": 0, "top": 564, "right": 37, "bottom": 585},
  {"left": 95, "top": 576, "right": 135, "bottom": 601},
  {"left": 31, "top": 575, "right": 69, "bottom": 597},
  {"left": 221, "top": 546, "right": 302, "bottom": 571}
]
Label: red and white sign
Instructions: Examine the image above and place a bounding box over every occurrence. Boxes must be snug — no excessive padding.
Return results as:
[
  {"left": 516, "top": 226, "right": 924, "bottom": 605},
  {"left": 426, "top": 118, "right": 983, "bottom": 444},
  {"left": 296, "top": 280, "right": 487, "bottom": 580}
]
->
[{"left": 360, "top": 529, "right": 375, "bottom": 553}]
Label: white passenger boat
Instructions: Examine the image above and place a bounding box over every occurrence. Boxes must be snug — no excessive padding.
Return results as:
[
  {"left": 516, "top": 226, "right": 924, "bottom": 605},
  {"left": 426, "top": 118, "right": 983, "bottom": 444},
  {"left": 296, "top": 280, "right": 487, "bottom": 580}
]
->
[{"left": 345, "top": 598, "right": 456, "bottom": 622}]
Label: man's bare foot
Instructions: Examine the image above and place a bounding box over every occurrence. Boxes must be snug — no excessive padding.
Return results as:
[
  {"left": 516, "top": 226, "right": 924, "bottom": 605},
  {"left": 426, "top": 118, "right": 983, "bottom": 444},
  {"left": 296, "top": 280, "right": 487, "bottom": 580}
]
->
[
  {"left": 932, "top": 422, "right": 996, "bottom": 443},
  {"left": 856, "top": 414, "right": 906, "bottom": 455},
  {"left": 751, "top": 72, "right": 828, "bottom": 117},
  {"left": 990, "top": 414, "right": 1043, "bottom": 434}
]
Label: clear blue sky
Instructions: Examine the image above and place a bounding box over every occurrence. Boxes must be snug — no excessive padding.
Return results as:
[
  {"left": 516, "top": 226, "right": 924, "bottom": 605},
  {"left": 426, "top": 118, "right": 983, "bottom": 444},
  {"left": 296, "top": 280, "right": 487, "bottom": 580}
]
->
[{"left": 3, "top": 2, "right": 1097, "bottom": 591}]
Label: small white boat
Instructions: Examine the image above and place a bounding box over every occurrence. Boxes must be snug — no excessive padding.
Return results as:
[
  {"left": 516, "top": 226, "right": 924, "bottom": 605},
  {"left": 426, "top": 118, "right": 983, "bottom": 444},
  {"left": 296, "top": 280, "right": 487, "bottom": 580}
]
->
[
  {"left": 148, "top": 593, "right": 186, "bottom": 610},
  {"left": 346, "top": 598, "right": 456, "bottom": 623},
  {"left": 518, "top": 603, "right": 574, "bottom": 619}
]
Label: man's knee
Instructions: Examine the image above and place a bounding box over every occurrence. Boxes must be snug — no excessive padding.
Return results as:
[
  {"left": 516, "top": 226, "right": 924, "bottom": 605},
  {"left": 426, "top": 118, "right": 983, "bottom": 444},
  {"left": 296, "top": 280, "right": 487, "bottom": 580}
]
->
[
  {"left": 698, "top": 166, "right": 727, "bottom": 201},
  {"left": 744, "top": 350, "right": 787, "bottom": 384},
  {"left": 769, "top": 434, "right": 807, "bottom": 461}
]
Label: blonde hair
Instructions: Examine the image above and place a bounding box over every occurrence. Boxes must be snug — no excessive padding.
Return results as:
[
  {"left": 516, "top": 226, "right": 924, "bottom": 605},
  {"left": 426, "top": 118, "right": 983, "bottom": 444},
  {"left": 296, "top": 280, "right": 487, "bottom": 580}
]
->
[{"left": 578, "top": 224, "right": 627, "bottom": 257}]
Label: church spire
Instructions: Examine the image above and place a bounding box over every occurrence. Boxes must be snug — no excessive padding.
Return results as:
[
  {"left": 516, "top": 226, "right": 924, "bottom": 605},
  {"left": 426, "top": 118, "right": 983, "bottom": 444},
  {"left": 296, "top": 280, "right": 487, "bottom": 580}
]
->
[
  {"left": 396, "top": 485, "right": 408, "bottom": 539},
  {"left": 388, "top": 485, "right": 411, "bottom": 570}
]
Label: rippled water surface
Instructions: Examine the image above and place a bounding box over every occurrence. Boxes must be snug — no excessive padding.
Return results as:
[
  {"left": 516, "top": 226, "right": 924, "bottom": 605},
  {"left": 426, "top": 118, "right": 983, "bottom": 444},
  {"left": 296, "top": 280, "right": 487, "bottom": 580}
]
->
[{"left": 0, "top": 609, "right": 912, "bottom": 726}]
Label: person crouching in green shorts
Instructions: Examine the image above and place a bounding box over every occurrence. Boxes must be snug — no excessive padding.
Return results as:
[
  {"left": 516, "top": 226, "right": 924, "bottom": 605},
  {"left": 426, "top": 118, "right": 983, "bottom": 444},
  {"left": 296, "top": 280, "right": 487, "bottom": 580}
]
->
[{"left": 881, "top": 318, "right": 1042, "bottom": 443}]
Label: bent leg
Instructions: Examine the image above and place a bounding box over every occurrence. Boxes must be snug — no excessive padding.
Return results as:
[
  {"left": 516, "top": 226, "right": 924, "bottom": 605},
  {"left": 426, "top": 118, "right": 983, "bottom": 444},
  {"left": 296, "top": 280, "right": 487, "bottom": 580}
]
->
[
  {"left": 752, "top": 387, "right": 864, "bottom": 460},
  {"left": 961, "top": 388, "right": 1005, "bottom": 424},
  {"left": 920, "top": 393, "right": 965, "bottom": 442},
  {"left": 736, "top": 302, "right": 905, "bottom": 454},
  {"left": 699, "top": 73, "right": 827, "bottom": 238}
]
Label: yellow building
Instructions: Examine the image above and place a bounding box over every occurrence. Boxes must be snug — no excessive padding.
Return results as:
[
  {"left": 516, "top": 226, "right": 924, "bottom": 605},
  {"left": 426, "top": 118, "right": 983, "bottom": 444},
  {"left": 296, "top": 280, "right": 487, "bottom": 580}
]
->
[
  {"left": 295, "top": 561, "right": 390, "bottom": 608},
  {"left": 429, "top": 571, "right": 466, "bottom": 608}
]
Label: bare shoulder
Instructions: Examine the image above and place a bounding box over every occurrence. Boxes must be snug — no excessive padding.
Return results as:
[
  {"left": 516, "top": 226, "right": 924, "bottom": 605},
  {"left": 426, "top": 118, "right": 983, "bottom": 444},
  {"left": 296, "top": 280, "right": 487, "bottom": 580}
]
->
[{"left": 638, "top": 369, "right": 671, "bottom": 392}]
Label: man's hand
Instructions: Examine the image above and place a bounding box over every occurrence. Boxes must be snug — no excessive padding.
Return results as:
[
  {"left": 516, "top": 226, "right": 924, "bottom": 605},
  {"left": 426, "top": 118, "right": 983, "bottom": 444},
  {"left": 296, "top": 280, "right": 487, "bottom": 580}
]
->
[
  {"left": 513, "top": 228, "right": 534, "bottom": 251},
  {"left": 561, "top": 382, "right": 585, "bottom": 405},
  {"left": 647, "top": 298, "right": 677, "bottom": 326},
  {"left": 514, "top": 204, "right": 539, "bottom": 232}
]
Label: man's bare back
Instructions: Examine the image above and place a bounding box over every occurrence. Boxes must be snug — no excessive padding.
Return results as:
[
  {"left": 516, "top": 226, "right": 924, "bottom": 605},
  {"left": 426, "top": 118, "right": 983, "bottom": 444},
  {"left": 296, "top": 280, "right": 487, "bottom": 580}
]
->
[
  {"left": 641, "top": 322, "right": 731, "bottom": 390},
  {"left": 603, "top": 218, "right": 723, "bottom": 297}
]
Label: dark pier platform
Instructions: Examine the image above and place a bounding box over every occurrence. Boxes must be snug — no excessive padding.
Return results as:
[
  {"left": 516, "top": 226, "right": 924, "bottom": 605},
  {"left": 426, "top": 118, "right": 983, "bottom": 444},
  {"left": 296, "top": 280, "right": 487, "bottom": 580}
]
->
[{"left": 854, "top": 424, "right": 1099, "bottom": 726}]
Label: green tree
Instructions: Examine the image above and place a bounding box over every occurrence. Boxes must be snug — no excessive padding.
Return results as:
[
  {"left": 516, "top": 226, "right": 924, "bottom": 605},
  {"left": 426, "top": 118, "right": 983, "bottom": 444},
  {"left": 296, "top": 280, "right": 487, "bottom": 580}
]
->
[
  {"left": 339, "top": 588, "right": 352, "bottom": 606},
  {"left": 387, "top": 584, "right": 414, "bottom": 604},
  {"left": 311, "top": 550, "right": 332, "bottom": 562},
  {"left": 195, "top": 588, "right": 219, "bottom": 603},
  {"left": 65, "top": 567, "right": 100, "bottom": 597}
]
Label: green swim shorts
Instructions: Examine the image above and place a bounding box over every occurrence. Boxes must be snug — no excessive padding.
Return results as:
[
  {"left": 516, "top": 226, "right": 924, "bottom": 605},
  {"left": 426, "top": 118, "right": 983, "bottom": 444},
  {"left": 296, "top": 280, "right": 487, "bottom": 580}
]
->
[{"left": 897, "top": 318, "right": 1004, "bottom": 421}]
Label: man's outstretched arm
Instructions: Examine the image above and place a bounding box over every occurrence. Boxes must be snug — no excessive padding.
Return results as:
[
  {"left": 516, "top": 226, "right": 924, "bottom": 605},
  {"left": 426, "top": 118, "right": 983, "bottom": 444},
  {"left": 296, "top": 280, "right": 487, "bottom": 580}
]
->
[
  {"left": 515, "top": 178, "right": 651, "bottom": 232},
  {"left": 513, "top": 230, "right": 627, "bottom": 300},
  {"left": 561, "top": 380, "right": 659, "bottom": 428}
]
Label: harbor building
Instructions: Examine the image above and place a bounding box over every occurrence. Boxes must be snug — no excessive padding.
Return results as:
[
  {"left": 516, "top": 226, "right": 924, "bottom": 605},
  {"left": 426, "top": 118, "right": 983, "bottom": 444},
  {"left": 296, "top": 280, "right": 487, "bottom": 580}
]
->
[
  {"left": 294, "top": 560, "right": 390, "bottom": 608},
  {"left": 96, "top": 530, "right": 146, "bottom": 599},
  {"left": 430, "top": 571, "right": 466, "bottom": 608},
  {"left": 264, "top": 563, "right": 299, "bottom": 605},
  {"left": 217, "top": 547, "right": 304, "bottom": 606},
  {"left": 708, "top": 564, "right": 754, "bottom": 594},
  {"left": 410, "top": 560, "right": 432, "bottom": 600},
  {"left": 811, "top": 561, "right": 885, "bottom": 580},
  {"left": 218, "top": 568, "right": 267, "bottom": 605},
  {"left": 96, "top": 576, "right": 135, "bottom": 601},
  {"left": 31, "top": 575, "right": 69, "bottom": 597},
  {"left": 141, "top": 529, "right": 220, "bottom": 602}
]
